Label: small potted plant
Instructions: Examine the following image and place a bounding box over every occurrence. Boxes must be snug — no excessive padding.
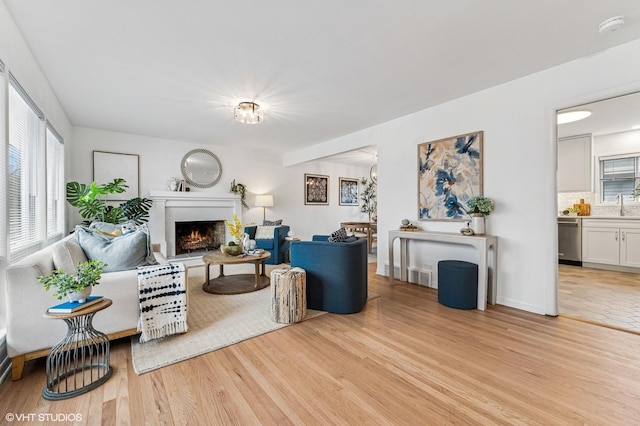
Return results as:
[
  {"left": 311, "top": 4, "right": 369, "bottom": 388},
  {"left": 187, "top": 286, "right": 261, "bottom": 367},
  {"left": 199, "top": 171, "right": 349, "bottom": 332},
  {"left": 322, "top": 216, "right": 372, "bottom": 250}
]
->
[
  {"left": 38, "top": 259, "right": 107, "bottom": 302},
  {"left": 466, "top": 196, "right": 494, "bottom": 235},
  {"left": 222, "top": 214, "right": 245, "bottom": 256},
  {"left": 230, "top": 180, "right": 249, "bottom": 210},
  {"left": 467, "top": 196, "right": 494, "bottom": 216}
]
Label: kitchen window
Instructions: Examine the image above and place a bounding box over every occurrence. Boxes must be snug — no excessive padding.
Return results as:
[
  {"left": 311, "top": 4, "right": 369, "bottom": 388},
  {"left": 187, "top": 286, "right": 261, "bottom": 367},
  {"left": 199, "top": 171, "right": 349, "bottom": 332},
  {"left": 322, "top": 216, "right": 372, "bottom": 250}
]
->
[{"left": 600, "top": 154, "right": 640, "bottom": 203}]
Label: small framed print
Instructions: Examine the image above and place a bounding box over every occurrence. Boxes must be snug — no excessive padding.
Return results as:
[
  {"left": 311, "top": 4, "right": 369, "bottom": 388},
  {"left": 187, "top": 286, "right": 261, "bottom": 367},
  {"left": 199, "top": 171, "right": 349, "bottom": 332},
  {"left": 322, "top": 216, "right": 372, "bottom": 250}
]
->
[
  {"left": 339, "top": 177, "right": 359, "bottom": 206},
  {"left": 304, "top": 173, "right": 329, "bottom": 205}
]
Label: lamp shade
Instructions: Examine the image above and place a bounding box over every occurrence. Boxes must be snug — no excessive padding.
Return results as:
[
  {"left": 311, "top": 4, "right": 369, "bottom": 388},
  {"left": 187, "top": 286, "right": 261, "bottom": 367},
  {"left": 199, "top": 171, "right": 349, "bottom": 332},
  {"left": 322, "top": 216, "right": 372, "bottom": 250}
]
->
[{"left": 255, "top": 194, "right": 274, "bottom": 207}]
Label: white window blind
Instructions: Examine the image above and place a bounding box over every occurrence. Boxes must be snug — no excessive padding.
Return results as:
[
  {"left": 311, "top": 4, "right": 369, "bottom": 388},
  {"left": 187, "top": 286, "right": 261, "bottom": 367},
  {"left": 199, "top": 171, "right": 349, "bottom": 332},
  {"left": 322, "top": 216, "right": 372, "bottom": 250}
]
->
[
  {"left": 8, "top": 74, "right": 46, "bottom": 262},
  {"left": 0, "top": 60, "right": 6, "bottom": 260},
  {"left": 600, "top": 156, "right": 640, "bottom": 203},
  {"left": 0, "top": 60, "right": 6, "bottom": 337},
  {"left": 46, "top": 124, "right": 65, "bottom": 244}
]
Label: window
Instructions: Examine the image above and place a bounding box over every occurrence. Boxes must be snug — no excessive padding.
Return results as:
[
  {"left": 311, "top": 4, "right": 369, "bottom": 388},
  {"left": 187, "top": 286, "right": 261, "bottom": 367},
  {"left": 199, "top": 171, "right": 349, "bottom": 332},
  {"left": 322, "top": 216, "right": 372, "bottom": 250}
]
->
[
  {"left": 600, "top": 154, "right": 640, "bottom": 203},
  {"left": 0, "top": 61, "right": 6, "bottom": 260},
  {"left": 8, "top": 74, "right": 46, "bottom": 262},
  {"left": 0, "top": 60, "right": 6, "bottom": 339},
  {"left": 46, "top": 124, "right": 65, "bottom": 244}
]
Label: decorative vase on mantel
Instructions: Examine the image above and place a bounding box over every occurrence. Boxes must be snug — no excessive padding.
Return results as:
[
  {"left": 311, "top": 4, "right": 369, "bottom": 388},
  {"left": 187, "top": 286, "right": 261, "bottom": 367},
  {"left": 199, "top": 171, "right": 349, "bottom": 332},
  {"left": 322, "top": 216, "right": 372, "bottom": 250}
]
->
[{"left": 470, "top": 213, "right": 486, "bottom": 235}]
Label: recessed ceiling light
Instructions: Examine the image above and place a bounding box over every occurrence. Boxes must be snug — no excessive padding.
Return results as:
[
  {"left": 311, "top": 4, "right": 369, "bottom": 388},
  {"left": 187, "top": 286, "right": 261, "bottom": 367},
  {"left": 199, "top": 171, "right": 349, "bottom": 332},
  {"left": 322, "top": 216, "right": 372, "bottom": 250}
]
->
[{"left": 557, "top": 110, "right": 592, "bottom": 125}]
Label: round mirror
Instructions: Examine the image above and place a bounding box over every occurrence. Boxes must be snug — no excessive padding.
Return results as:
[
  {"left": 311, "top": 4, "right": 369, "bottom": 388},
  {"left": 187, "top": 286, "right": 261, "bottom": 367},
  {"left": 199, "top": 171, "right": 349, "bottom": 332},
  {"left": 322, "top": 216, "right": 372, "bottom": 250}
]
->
[{"left": 180, "top": 149, "right": 223, "bottom": 188}]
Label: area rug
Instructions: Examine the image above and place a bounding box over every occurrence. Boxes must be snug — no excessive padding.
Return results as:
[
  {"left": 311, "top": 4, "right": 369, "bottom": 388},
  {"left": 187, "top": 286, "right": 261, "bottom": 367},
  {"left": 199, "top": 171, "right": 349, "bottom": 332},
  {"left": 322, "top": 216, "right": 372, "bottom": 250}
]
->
[{"left": 130, "top": 265, "right": 326, "bottom": 374}]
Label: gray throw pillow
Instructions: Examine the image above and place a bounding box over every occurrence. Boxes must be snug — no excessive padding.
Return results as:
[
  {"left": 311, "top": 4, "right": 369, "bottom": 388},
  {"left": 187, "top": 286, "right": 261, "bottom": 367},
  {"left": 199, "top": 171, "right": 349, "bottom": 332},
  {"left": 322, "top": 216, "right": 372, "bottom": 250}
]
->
[
  {"left": 263, "top": 219, "right": 283, "bottom": 226},
  {"left": 51, "top": 236, "right": 89, "bottom": 275},
  {"left": 76, "top": 226, "right": 157, "bottom": 272}
]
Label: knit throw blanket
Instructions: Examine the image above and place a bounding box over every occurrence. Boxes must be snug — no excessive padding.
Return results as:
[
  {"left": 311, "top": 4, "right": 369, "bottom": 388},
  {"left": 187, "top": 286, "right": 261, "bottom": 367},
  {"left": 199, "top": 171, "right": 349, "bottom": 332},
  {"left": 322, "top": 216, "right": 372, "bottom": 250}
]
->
[{"left": 137, "top": 263, "right": 188, "bottom": 343}]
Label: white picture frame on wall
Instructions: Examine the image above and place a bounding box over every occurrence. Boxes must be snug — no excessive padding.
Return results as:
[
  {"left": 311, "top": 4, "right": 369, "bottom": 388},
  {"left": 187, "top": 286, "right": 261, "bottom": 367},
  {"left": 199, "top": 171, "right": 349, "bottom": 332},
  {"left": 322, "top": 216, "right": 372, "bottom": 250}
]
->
[{"left": 93, "top": 151, "right": 139, "bottom": 200}]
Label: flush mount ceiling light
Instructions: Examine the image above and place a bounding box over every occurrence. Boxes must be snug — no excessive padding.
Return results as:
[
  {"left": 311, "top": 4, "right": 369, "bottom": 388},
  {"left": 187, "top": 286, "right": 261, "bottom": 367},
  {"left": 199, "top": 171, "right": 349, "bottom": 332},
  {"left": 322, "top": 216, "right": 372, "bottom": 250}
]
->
[
  {"left": 557, "top": 110, "right": 592, "bottom": 125},
  {"left": 599, "top": 15, "right": 625, "bottom": 33},
  {"left": 234, "top": 101, "right": 263, "bottom": 124}
]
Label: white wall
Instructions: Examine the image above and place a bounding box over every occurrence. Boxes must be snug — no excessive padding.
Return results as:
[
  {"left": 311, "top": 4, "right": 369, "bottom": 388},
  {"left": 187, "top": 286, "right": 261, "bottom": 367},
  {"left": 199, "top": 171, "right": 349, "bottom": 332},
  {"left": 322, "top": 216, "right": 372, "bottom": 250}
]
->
[
  {"left": 0, "top": 3, "right": 72, "bottom": 140},
  {"left": 68, "top": 127, "right": 371, "bottom": 241},
  {"left": 287, "top": 39, "right": 640, "bottom": 315}
]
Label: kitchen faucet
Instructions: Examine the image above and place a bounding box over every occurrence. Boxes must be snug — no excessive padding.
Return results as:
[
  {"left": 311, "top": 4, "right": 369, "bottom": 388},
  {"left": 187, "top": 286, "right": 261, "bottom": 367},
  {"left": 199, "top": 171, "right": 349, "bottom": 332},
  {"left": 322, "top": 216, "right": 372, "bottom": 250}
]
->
[{"left": 617, "top": 193, "right": 625, "bottom": 216}]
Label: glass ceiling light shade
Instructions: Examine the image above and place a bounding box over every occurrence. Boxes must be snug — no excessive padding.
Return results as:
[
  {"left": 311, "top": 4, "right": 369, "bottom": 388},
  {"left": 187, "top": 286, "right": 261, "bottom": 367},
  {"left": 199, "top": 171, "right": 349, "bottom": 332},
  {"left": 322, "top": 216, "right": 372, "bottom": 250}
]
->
[
  {"left": 234, "top": 101, "right": 263, "bottom": 124},
  {"left": 557, "top": 110, "right": 591, "bottom": 125}
]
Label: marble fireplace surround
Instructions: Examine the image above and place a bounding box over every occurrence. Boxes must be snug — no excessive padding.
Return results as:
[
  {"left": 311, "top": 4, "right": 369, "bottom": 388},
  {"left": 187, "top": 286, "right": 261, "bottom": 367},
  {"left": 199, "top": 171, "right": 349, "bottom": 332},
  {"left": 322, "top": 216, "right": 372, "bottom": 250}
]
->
[{"left": 149, "top": 191, "right": 242, "bottom": 258}]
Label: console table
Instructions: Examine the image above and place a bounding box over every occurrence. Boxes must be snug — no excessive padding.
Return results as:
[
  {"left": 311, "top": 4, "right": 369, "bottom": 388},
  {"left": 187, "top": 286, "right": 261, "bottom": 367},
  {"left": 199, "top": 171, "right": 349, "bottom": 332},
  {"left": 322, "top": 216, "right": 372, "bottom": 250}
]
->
[{"left": 388, "top": 230, "right": 498, "bottom": 311}]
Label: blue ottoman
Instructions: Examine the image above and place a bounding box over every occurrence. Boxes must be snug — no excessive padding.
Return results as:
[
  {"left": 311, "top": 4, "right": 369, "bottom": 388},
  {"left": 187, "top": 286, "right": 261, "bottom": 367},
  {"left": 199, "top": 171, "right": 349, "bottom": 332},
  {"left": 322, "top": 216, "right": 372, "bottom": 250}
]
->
[{"left": 438, "top": 260, "right": 478, "bottom": 309}]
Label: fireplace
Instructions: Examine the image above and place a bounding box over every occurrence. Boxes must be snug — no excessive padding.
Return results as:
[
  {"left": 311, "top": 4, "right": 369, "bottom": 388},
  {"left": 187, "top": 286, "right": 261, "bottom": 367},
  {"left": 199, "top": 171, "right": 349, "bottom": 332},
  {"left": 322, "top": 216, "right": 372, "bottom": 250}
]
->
[
  {"left": 174, "top": 220, "right": 225, "bottom": 256},
  {"left": 148, "top": 191, "right": 243, "bottom": 258}
]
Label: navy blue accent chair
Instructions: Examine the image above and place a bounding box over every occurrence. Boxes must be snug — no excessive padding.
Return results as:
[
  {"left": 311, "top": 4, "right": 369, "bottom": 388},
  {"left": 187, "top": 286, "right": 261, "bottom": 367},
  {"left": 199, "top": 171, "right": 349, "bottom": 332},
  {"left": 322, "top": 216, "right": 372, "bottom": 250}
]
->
[
  {"left": 244, "top": 225, "right": 290, "bottom": 265},
  {"left": 290, "top": 235, "right": 368, "bottom": 314}
]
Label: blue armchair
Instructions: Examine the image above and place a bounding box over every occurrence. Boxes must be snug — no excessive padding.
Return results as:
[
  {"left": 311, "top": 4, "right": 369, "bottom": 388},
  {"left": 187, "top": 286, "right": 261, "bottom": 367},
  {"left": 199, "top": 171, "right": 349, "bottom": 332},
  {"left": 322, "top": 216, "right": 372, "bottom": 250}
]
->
[
  {"left": 244, "top": 225, "right": 290, "bottom": 265},
  {"left": 290, "top": 235, "right": 368, "bottom": 314}
]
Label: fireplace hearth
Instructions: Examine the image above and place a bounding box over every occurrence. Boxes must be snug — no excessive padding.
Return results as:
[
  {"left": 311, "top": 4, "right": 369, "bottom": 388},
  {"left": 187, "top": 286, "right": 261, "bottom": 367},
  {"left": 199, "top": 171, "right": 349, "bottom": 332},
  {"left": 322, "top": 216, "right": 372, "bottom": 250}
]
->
[{"left": 175, "top": 220, "right": 225, "bottom": 256}]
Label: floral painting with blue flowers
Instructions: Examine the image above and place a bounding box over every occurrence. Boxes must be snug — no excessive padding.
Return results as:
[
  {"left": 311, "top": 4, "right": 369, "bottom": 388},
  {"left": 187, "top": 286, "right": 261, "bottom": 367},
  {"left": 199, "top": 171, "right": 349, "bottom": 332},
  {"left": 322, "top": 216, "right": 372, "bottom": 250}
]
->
[{"left": 418, "top": 131, "right": 483, "bottom": 221}]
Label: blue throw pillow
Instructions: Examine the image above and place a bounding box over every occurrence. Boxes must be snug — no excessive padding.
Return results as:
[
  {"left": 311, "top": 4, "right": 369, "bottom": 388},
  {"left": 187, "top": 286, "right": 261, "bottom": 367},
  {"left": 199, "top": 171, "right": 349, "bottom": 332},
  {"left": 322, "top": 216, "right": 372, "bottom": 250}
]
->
[{"left": 75, "top": 226, "right": 157, "bottom": 272}]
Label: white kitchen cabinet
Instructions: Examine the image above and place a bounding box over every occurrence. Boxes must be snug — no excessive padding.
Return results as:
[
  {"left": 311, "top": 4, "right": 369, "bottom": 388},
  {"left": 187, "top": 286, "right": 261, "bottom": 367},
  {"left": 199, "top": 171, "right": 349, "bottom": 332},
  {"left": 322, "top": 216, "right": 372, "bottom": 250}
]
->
[
  {"left": 557, "top": 134, "right": 592, "bottom": 193},
  {"left": 620, "top": 227, "right": 640, "bottom": 268},
  {"left": 582, "top": 219, "right": 640, "bottom": 269},
  {"left": 582, "top": 226, "right": 619, "bottom": 265}
]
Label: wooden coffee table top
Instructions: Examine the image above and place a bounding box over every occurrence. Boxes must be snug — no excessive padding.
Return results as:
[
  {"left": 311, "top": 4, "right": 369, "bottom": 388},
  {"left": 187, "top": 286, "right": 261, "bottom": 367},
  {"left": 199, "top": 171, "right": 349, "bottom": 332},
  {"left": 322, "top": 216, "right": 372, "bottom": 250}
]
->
[
  {"left": 202, "top": 251, "right": 272, "bottom": 295},
  {"left": 203, "top": 251, "right": 271, "bottom": 265}
]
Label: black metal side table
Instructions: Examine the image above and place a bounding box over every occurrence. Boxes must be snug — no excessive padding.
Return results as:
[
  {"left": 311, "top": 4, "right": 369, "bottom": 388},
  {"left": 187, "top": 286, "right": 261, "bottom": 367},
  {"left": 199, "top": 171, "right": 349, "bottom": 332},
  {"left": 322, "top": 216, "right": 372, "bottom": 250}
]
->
[{"left": 42, "top": 298, "right": 113, "bottom": 400}]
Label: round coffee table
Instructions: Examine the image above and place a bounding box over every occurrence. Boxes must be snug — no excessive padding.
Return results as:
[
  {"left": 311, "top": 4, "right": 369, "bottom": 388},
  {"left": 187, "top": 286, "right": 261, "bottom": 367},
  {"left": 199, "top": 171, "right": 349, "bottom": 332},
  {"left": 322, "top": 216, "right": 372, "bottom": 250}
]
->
[{"left": 202, "top": 251, "right": 271, "bottom": 294}]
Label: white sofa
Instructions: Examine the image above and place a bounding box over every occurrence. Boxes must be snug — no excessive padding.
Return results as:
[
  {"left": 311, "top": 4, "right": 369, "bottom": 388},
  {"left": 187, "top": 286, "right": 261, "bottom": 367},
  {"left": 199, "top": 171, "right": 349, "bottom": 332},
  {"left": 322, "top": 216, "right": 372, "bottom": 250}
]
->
[{"left": 5, "top": 233, "right": 167, "bottom": 380}]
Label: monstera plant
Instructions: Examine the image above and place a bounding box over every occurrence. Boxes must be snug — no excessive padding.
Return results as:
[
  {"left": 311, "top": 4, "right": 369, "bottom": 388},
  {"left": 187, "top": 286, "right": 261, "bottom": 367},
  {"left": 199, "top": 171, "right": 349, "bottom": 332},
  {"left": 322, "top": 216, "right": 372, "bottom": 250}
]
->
[{"left": 66, "top": 178, "right": 153, "bottom": 225}]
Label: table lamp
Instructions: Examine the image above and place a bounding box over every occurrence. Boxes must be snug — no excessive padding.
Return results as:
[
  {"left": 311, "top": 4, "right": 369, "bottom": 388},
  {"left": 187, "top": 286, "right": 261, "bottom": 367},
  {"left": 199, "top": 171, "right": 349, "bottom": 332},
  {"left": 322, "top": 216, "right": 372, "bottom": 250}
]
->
[{"left": 255, "top": 194, "right": 274, "bottom": 221}]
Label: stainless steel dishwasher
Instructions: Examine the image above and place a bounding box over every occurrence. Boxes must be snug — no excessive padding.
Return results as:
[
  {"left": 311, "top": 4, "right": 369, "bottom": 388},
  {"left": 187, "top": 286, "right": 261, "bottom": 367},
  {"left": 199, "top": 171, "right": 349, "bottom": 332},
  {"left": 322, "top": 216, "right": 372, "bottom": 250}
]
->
[{"left": 558, "top": 217, "right": 582, "bottom": 266}]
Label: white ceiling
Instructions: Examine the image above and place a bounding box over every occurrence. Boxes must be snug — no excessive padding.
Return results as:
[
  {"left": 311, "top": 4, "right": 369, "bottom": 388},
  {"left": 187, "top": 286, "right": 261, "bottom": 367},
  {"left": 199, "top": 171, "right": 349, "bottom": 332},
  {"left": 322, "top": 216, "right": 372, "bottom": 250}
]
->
[
  {"left": 558, "top": 91, "right": 640, "bottom": 139},
  {"left": 4, "top": 1, "right": 640, "bottom": 164}
]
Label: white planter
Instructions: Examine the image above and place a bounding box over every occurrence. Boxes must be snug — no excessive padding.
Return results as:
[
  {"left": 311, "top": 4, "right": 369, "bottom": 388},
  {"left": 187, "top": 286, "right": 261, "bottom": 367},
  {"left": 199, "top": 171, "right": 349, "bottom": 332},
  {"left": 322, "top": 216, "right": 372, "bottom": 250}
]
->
[
  {"left": 471, "top": 215, "right": 486, "bottom": 235},
  {"left": 68, "top": 286, "right": 92, "bottom": 303}
]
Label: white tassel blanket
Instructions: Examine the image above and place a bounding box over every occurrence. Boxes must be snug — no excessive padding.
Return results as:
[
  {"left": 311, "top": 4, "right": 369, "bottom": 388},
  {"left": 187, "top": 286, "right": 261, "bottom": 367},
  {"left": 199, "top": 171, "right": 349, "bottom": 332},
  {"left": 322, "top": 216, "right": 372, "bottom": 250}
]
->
[{"left": 137, "top": 263, "right": 188, "bottom": 343}]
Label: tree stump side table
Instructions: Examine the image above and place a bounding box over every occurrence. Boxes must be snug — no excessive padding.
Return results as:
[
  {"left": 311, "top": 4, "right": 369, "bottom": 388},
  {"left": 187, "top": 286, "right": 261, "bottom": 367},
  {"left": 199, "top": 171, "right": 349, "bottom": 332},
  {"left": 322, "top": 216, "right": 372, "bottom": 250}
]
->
[
  {"left": 42, "top": 298, "right": 113, "bottom": 400},
  {"left": 270, "top": 267, "right": 307, "bottom": 324}
]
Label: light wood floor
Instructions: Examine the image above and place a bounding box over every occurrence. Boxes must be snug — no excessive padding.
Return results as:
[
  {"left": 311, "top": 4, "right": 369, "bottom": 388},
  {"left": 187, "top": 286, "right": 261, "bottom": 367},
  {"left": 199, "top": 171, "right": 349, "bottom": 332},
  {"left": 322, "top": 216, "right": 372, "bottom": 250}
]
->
[
  {"left": 2, "top": 264, "right": 640, "bottom": 425},
  {"left": 559, "top": 264, "right": 640, "bottom": 334}
]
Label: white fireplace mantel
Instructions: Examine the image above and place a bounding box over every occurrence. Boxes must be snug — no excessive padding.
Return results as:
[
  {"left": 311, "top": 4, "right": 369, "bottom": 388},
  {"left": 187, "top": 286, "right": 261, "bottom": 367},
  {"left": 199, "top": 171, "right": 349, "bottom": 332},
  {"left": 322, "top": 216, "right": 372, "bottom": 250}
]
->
[{"left": 149, "top": 191, "right": 242, "bottom": 257}]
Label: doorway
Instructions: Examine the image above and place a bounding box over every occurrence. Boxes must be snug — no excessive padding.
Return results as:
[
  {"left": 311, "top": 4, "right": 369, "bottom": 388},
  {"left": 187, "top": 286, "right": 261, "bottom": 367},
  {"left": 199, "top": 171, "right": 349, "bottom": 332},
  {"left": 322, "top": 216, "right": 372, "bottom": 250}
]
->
[{"left": 557, "top": 92, "right": 640, "bottom": 334}]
